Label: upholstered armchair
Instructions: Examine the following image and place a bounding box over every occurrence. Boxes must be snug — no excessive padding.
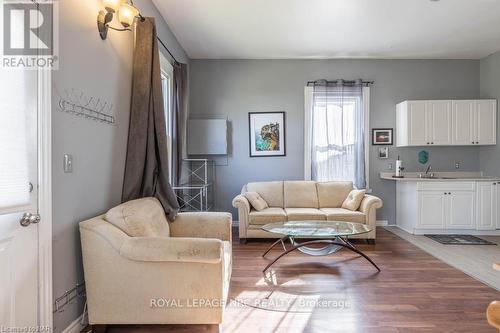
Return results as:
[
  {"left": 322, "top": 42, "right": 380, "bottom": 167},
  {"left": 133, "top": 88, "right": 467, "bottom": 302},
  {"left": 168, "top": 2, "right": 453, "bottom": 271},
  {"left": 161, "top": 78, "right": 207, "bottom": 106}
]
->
[{"left": 79, "top": 198, "right": 232, "bottom": 327}]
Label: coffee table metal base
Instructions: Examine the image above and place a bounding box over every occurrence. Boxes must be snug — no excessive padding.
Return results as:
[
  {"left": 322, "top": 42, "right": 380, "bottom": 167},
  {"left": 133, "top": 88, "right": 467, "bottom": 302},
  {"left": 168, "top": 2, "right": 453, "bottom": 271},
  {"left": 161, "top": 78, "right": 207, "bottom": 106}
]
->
[{"left": 262, "top": 236, "right": 380, "bottom": 273}]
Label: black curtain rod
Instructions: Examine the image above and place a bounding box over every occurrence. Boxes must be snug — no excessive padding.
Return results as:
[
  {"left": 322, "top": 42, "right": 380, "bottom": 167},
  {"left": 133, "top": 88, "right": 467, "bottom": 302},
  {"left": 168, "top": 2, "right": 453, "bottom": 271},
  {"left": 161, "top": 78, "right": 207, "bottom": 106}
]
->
[
  {"left": 157, "top": 36, "right": 180, "bottom": 65},
  {"left": 307, "top": 80, "right": 374, "bottom": 86}
]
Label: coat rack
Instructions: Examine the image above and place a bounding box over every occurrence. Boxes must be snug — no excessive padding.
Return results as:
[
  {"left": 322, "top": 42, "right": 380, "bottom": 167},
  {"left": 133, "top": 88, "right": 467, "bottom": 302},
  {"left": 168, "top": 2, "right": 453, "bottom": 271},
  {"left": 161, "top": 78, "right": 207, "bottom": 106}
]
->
[{"left": 58, "top": 88, "right": 115, "bottom": 125}]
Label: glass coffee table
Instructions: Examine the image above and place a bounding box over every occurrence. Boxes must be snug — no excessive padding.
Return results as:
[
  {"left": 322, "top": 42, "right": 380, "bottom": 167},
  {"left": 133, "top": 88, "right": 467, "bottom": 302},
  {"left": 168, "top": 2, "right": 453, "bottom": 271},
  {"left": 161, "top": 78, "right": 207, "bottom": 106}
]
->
[{"left": 261, "top": 220, "right": 380, "bottom": 273}]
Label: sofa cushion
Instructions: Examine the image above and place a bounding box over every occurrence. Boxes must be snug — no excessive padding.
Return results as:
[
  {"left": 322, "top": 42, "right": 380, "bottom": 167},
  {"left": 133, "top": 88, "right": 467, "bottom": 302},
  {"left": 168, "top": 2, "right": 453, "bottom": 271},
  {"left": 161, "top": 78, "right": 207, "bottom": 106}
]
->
[
  {"left": 316, "top": 181, "right": 353, "bottom": 208},
  {"left": 284, "top": 181, "right": 319, "bottom": 208},
  {"left": 246, "top": 181, "right": 284, "bottom": 207},
  {"left": 249, "top": 207, "right": 287, "bottom": 225},
  {"left": 244, "top": 192, "right": 269, "bottom": 211},
  {"left": 285, "top": 208, "right": 326, "bottom": 221},
  {"left": 342, "top": 190, "right": 366, "bottom": 211},
  {"left": 320, "top": 208, "right": 366, "bottom": 223},
  {"left": 104, "top": 197, "right": 170, "bottom": 237}
]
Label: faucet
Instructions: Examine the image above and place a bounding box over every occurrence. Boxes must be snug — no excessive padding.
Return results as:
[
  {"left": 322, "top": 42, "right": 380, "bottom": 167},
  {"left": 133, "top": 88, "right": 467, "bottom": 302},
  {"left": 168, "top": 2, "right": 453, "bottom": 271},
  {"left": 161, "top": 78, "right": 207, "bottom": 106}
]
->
[{"left": 419, "top": 165, "right": 434, "bottom": 178}]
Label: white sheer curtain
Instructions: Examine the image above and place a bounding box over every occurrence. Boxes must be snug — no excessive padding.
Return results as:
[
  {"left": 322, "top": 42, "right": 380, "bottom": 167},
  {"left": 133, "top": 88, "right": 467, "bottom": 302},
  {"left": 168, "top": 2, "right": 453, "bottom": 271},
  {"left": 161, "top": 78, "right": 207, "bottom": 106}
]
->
[{"left": 306, "top": 80, "right": 368, "bottom": 189}]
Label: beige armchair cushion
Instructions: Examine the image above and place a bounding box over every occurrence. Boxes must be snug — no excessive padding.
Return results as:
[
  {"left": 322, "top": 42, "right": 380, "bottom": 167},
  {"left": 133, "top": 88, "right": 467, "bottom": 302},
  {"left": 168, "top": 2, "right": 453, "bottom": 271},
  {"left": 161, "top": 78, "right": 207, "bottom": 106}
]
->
[
  {"left": 249, "top": 207, "right": 287, "bottom": 225},
  {"left": 285, "top": 208, "right": 326, "bottom": 221},
  {"left": 316, "top": 181, "right": 353, "bottom": 208},
  {"left": 284, "top": 181, "right": 319, "bottom": 208},
  {"left": 320, "top": 208, "right": 366, "bottom": 223},
  {"left": 247, "top": 181, "right": 284, "bottom": 207},
  {"left": 105, "top": 197, "right": 170, "bottom": 237},
  {"left": 342, "top": 190, "right": 366, "bottom": 211},
  {"left": 244, "top": 192, "right": 269, "bottom": 211}
]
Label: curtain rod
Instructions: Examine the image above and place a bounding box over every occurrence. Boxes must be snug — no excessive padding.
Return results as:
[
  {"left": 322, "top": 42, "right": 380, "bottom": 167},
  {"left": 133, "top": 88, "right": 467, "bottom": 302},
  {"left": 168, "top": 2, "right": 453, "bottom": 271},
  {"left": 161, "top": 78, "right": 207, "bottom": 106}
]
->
[
  {"left": 157, "top": 36, "right": 179, "bottom": 65},
  {"left": 307, "top": 80, "right": 374, "bottom": 86}
]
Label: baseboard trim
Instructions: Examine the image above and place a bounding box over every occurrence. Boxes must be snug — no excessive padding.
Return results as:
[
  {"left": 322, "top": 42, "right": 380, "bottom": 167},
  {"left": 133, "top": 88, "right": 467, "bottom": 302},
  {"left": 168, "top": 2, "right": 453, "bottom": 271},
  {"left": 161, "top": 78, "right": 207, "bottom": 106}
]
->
[
  {"left": 61, "top": 312, "right": 87, "bottom": 333},
  {"left": 376, "top": 220, "right": 388, "bottom": 227}
]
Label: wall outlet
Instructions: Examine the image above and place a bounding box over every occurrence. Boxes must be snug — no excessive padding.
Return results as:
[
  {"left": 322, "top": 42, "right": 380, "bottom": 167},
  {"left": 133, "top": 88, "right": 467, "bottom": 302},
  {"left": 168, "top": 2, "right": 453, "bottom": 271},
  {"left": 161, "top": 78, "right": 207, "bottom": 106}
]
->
[
  {"left": 388, "top": 163, "right": 393, "bottom": 170},
  {"left": 455, "top": 161, "right": 460, "bottom": 169},
  {"left": 64, "top": 154, "right": 73, "bottom": 173}
]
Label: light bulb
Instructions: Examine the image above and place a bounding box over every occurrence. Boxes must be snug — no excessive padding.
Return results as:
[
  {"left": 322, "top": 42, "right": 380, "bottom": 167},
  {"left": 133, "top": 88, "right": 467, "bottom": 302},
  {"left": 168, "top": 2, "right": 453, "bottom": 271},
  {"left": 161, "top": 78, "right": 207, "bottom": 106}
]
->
[
  {"left": 118, "top": 3, "right": 139, "bottom": 28},
  {"left": 102, "top": 0, "right": 123, "bottom": 13}
]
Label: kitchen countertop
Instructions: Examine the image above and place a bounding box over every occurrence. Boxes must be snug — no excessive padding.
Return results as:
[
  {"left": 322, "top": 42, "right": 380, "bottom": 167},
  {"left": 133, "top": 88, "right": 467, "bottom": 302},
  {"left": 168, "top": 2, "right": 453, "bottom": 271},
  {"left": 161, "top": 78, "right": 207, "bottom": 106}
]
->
[{"left": 380, "top": 172, "right": 500, "bottom": 182}]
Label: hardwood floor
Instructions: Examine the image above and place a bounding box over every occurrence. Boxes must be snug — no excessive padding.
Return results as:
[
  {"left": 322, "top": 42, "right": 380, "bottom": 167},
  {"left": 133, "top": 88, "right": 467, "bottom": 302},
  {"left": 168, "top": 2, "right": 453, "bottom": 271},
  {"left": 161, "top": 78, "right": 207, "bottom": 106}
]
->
[{"left": 94, "top": 228, "right": 500, "bottom": 333}]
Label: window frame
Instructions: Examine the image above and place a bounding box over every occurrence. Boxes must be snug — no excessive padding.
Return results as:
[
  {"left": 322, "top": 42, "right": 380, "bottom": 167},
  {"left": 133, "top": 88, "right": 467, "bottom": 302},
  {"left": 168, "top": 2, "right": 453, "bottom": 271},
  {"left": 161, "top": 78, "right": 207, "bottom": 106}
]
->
[
  {"left": 304, "top": 86, "right": 370, "bottom": 190},
  {"left": 159, "top": 51, "right": 174, "bottom": 184}
]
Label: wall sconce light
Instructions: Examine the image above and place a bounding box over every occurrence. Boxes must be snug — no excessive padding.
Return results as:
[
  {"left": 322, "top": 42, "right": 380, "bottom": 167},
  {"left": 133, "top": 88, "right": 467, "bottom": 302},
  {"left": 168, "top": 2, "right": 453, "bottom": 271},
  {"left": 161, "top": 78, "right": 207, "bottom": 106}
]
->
[{"left": 97, "top": 0, "right": 142, "bottom": 40}]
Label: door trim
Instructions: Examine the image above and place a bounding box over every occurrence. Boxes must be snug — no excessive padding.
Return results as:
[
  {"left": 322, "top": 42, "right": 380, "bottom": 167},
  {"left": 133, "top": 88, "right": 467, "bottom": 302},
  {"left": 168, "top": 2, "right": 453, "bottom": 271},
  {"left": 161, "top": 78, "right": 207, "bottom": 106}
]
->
[{"left": 37, "top": 61, "right": 53, "bottom": 328}]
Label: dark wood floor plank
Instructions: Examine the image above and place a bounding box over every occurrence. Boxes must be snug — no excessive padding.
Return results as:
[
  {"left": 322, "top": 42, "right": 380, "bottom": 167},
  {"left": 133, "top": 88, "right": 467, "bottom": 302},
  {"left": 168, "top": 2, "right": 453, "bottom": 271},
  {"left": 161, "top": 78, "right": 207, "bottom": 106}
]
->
[{"left": 84, "top": 228, "right": 499, "bottom": 333}]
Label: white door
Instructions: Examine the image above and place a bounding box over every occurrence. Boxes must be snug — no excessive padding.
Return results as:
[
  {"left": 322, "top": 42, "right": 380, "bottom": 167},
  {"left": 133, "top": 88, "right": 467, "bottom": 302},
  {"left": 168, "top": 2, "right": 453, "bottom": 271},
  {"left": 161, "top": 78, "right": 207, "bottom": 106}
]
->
[
  {"left": 408, "top": 101, "right": 429, "bottom": 146},
  {"left": 428, "top": 100, "right": 452, "bottom": 145},
  {"left": 452, "top": 100, "right": 475, "bottom": 145},
  {"left": 0, "top": 68, "right": 39, "bottom": 324},
  {"left": 447, "top": 191, "right": 475, "bottom": 229},
  {"left": 475, "top": 100, "right": 497, "bottom": 145},
  {"left": 476, "top": 182, "right": 495, "bottom": 230},
  {"left": 418, "top": 192, "right": 446, "bottom": 228}
]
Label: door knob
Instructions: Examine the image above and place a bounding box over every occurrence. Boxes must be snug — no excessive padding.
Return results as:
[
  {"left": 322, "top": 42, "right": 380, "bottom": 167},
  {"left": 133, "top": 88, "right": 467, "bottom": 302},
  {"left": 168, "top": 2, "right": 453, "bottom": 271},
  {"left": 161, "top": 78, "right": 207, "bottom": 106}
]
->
[{"left": 20, "top": 213, "right": 41, "bottom": 227}]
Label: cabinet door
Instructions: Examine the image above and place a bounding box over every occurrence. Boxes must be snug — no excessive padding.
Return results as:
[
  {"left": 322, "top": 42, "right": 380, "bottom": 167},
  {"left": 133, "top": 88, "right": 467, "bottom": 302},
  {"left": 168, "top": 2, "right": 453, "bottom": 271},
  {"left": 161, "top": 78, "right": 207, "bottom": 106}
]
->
[
  {"left": 447, "top": 191, "right": 475, "bottom": 229},
  {"left": 495, "top": 183, "right": 500, "bottom": 230},
  {"left": 418, "top": 192, "right": 446, "bottom": 228},
  {"left": 475, "top": 100, "right": 496, "bottom": 145},
  {"left": 408, "top": 101, "right": 429, "bottom": 146},
  {"left": 452, "top": 100, "right": 475, "bottom": 145},
  {"left": 428, "top": 101, "right": 452, "bottom": 145},
  {"left": 476, "top": 182, "right": 495, "bottom": 230}
]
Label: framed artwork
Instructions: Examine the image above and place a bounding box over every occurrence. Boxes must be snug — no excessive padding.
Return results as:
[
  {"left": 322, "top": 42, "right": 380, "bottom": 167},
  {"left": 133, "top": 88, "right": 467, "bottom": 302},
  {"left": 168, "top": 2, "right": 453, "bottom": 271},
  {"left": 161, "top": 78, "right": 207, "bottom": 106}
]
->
[
  {"left": 378, "top": 147, "right": 389, "bottom": 159},
  {"left": 248, "top": 112, "right": 286, "bottom": 157},
  {"left": 372, "top": 128, "right": 393, "bottom": 145}
]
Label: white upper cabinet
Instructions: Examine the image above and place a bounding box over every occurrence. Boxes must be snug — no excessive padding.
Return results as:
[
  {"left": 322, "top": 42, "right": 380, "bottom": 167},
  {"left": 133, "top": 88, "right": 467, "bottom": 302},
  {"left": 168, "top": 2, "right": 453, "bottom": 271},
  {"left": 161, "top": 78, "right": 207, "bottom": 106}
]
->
[
  {"left": 428, "top": 100, "right": 452, "bottom": 145},
  {"left": 397, "top": 99, "right": 497, "bottom": 147},
  {"left": 475, "top": 100, "right": 496, "bottom": 145},
  {"left": 452, "top": 100, "right": 475, "bottom": 145}
]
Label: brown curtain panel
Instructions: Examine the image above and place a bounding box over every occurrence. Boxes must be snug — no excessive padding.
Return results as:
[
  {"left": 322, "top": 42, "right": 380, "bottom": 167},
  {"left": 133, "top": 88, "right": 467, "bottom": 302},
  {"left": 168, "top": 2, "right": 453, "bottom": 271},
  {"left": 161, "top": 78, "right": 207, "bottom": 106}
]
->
[
  {"left": 122, "top": 17, "right": 179, "bottom": 221},
  {"left": 172, "top": 62, "right": 188, "bottom": 186}
]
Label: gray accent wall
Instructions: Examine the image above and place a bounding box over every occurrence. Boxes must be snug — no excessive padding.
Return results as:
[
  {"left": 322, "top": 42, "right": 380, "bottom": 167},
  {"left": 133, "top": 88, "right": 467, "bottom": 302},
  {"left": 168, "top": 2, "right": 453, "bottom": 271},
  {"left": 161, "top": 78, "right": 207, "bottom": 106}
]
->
[
  {"left": 51, "top": 1, "right": 188, "bottom": 331},
  {"left": 480, "top": 51, "right": 500, "bottom": 175},
  {"left": 189, "top": 59, "right": 480, "bottom": 224}
]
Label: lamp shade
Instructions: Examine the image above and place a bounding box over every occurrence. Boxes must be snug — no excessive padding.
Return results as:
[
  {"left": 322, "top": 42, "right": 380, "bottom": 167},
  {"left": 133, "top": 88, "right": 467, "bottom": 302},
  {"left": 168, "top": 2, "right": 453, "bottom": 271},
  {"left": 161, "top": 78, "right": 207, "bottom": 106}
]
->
[
  {"left": 102, "top": 0, "right": 123, "bottom": 13},
  {"left": 118, "top": 3, "right": 139, "bottom": 28}
]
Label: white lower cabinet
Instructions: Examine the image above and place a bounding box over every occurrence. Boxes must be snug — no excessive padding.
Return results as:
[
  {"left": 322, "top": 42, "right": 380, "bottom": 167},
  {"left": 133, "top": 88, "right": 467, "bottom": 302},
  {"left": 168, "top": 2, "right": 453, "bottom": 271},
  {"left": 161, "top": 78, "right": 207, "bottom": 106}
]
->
[
  {"left": 447, "top": 191, "right": 475, "bottom": 229},
  {"left": 417, "top": 189, "right": 475, "bottom": 230},
  {"left": 396, "top": 181, "right": 500, "bottom": 234},
  {"left": 418, "top": 192, "right": 446, "bottom": 228},
  {"left": 476, "top": 182, "right": 499, "bottom": 230}
]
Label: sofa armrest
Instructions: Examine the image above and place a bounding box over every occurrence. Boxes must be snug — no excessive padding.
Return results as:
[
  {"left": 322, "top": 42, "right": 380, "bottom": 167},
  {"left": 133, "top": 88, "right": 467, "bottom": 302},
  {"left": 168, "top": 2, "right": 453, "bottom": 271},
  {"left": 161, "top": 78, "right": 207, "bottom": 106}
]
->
[
  {"left": 232, "top": 194, "right": 250, "bottom": 213},
  {"left": 120, "top": 236, "right": 223, "bottom": 263},
  {"left": 359, "top": 194, "right": 383, "bottom": 214},
  {"left": 169, "top": 212, "right": 232, "bottom": 241}
]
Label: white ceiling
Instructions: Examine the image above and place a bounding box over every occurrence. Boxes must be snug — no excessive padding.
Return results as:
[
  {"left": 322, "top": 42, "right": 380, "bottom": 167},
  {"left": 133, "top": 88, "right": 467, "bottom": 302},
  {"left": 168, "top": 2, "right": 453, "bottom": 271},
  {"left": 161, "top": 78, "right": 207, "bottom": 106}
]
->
[{"left": 152, "top": 0, "right": 500, "bottom": 60}]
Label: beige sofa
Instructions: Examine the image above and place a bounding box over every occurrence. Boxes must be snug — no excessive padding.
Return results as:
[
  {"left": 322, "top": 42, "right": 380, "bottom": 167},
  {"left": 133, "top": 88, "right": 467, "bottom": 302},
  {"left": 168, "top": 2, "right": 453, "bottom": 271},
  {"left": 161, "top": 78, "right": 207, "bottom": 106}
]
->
[
  {"left": 80, "top": 198, "right": 232, "bottom": 326},
  {"left": 232, "top": 181, "right": 382, "bottom": 242}
]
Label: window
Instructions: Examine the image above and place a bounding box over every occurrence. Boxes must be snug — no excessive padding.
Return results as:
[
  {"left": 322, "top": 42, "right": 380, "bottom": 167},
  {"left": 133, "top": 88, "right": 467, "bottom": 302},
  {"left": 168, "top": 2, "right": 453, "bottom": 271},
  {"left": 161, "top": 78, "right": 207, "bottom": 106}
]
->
[
  {"left": 159, "top": 52, "right": 174, "bottom": 183},
  {"left": 304, "top": 84, "right": 370, "bottom": 189}
]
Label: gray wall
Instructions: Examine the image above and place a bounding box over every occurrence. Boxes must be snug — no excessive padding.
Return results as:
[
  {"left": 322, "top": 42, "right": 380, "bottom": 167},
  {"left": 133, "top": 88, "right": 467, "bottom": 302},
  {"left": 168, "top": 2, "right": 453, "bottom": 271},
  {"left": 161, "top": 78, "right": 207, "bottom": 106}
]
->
[
  {"left": 189, "top": 59, "right": 481, "bottom": 224},
  {"left": 480, "top": 51, "right": 500, "bottom": 175},
  {"left": 51, "top": 1, "right": 188, "bottom": 331}
]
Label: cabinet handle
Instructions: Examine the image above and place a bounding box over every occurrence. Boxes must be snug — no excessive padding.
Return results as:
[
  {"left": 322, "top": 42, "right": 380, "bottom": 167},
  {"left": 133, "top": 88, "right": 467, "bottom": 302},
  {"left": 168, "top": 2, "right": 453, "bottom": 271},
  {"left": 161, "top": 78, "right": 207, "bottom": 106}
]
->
[
  {"left": 448, "top": 192, "right": 451, "bottom": 195},
  {"left": 427, "top": 142, "right": 430, "bottom": 145},
  {"left": 476, "top": 141, "right": 479, "bottom": 144}
]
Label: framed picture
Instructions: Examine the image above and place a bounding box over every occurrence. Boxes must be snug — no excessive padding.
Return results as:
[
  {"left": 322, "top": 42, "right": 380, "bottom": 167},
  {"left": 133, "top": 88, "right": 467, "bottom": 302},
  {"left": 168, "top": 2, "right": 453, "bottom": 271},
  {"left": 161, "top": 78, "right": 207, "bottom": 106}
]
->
[
  {"left": 372, "top": 128, "right": 393, "bottom": 145},
  {"left": 378, "top": 147, "right": 389, "bottom": 159},
  {"left": 248, "top": 112, "right": 286, "bottom": 157}
]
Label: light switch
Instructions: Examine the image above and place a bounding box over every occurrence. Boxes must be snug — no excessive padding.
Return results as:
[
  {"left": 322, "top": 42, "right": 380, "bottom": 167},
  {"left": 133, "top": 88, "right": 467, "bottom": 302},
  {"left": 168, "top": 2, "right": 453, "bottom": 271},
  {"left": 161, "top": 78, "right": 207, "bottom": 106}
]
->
[{"left": 63, "top": 154, "right": 73, "bottom": 173}]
